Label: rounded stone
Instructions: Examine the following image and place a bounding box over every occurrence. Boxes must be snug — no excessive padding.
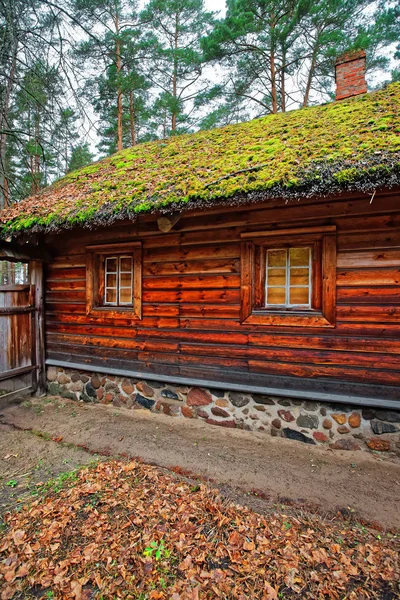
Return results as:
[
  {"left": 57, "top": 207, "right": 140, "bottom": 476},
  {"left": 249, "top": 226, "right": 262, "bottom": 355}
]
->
[
  {"left": 371, "top": 420, "right": 399, "bottom": 435},
  {"left": 252, "top": 394, "right": 275, "bottom": 406},
  {"left": 337, "top": 425, "right": 350, "bottom": 434},
  {"left": 362, "top": 408, "right": 375, "bottom": 420},
  {"left": 47, "top": 382, "right": 60, "bottom": 396},
  {"left": 105, "top": 381, "right": 119, "bottom": 393},
  {"left": 296, "top": 414, "right": 319, "bottom": 429},
  {"left": 161, "top": 388, "right": 179, "bottom": 400},
  {"left": 216, "top": 398, "right": 229, "bottom": 408},
  {"left": 313, "top": 432, "right": 328, "bottom": 442},
  {"left": 70, "top": 381, "right": 83, "bottom": 392},
  {"left": 96, "top": 388, "right": 104, "bottom": 401},
  {"left": 367, "top": 438, "right": 390, "bottom": 452},
  {"left": 113, "top": 396, "right": 123, "bottom": 407},
  {"left": 104, "top": 393, "right": 114, "bottom": 404},
  {"left": 58, "top": 373, "right": 71, "bottom": 385},
  {"left": 91, "top": 374, "right": 101, "bottom": 389},
  {"left": 47, "top": 367, "right": 57, "bottom": 382},
  {"left": 320, "top": 407, "right": 327, "bottom": 416},
  {"left": 271, "top": 418, "right": 281, "bottom": 429},
  {"left": 70, "top": 372, "right": 81, "bottom": 383},
  {"left": 322, "top": 418, "right": 332, "bottom": 430},
  {"left": 85, "top": 382, "right": 97, "bottom": 399},
  {"left": 80, "top": 374, "right": 89, "bottom": 383},
  {"left": 348, "top": 412, "right": 361, "bottom": 428},
  {"left": 254, "top": 405, "right": 266, "bottom": 412},
  {"left": 228, "top": 392, "right": 249, "bottom": 408},
  {"left": 331, "top": 414, "right": 347, "bottom": 425},
  {"left": 196, "top": 408, "right": 209, "bottom": 419},
  {"left": 330, "top": 439, "right": 361, "bottom": 451},
  {"left": 187, "top": 388, "right": 212, "bottom": 407},
  {"left": 136, "top": 381, "right": 154, "bottom": 397},
  {"left": 182, "top": 406, "right": 194, "bottom": 418},
  {"left": 121, "top": 379, "right": 134, "bottom": 395},
  {"left": 277, "top": 409, "right": 295, "bottom": 422},
  {"left": 209, "top": 388, "right": 225, "bottom": 398},
  {"left": 211, "top": 406, "right": 230, "bottom": 418},
  {"left": 277, "top": 399, "right": 291, "bottom": 407}
]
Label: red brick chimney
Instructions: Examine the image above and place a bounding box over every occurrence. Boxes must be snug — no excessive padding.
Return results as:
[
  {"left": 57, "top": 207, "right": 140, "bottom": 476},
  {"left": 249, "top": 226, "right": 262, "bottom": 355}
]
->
[{"left": 335, "top": 50, "right": 367, "bottom": 101}]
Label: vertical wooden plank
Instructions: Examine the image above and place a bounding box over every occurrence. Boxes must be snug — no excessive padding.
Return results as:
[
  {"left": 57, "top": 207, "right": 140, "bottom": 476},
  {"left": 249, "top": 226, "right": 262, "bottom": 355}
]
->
[
  {"left": 31, "top": 261, "right": 46, "bottom": 395},
  {"left": 322, "top": 235, "right": 337, "bottom": 326},
  {"left": 133, "top": 246, "right": 143, "bottom": 319},
  {"left": 240, "top": 241, "right": 254, "bottom": 322}
]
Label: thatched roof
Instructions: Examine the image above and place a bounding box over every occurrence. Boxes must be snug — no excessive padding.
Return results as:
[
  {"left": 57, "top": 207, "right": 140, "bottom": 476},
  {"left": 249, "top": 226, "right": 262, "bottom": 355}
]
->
[{"left": 2, "top": 83, "right": 400, "bottom": 238}]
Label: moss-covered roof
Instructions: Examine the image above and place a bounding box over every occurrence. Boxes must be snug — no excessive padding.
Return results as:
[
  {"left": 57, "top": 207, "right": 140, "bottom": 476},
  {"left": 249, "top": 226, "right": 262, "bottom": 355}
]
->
[{"left": 2, "top": 83, "right": 400, "bottom": 238}]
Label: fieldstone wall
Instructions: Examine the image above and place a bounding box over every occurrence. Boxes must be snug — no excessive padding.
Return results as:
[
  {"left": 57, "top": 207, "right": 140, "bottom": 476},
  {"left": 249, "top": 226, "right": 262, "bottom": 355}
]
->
[{"left": 47, "top": 367, "right": 400, "bottom": 454}]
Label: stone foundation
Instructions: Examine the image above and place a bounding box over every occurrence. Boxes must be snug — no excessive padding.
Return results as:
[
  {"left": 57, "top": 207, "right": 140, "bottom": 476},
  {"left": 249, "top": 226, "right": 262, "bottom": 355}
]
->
[{"left": 47, "top": 366, "right": 400, "bottom": 454}]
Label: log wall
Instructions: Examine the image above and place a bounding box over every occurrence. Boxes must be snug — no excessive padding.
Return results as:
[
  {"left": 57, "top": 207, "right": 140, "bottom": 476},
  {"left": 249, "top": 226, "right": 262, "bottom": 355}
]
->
[{"left": 43, "top": 190, "right": 400, "bottom": 403}]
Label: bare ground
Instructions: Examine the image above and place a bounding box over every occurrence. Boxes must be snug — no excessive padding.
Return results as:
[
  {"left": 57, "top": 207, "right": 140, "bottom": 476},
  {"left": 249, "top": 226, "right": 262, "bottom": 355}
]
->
[{"left": 0, "top": 395, "right": 399, "bottom": 530}]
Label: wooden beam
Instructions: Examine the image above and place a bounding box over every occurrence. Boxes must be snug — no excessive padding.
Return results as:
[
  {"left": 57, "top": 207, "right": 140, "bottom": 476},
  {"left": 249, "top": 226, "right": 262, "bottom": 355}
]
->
[{"left": 157, "top": 213, "right": 181, "bottom": 233}]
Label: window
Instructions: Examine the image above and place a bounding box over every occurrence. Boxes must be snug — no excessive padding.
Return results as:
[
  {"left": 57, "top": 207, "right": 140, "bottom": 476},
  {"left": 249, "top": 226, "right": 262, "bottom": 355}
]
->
[
  {"left": 266, "top": 247, "right": 312, "bottom": 308},
  {"left": 86, "top": 242, "right": 142, "bottom": 320},
  {"left": 240, "top": 226, "right": 336, "bottom": 327},
  {"left": 104, "top": 256, "right": 133, "bottom": 306}
]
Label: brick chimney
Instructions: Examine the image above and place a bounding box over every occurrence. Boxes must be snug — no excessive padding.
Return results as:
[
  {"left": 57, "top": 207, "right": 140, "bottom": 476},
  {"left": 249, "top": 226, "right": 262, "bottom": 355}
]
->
[{"left": 335, "top": 50, "right": 367, "bottom": 101}]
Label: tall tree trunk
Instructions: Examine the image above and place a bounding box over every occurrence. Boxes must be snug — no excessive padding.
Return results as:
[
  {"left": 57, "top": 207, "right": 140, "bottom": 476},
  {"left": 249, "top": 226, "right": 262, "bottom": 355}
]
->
[
  {"left": 270, "top": 49, "right": 278, "bottom": 114},
  {"left": 0, "top": 43, "right": 18, "bottom": 208},
  {"left": 129, "top": 91, "right": 135, "bottom": 146},
  {"left": 115, "top": 13, "right": 123, "bottom": 151},
  {"left": 33, "top": 111, "right": 41, "bottom": 195},
  {"left": 303, "top": 45, "right": 318, "bottom": 107},
  {"left": 280, "top": 47, "right": 286, "bottom": 112},
  {"left": 171, "top": 12, "right": 179, "bottom": 132}
]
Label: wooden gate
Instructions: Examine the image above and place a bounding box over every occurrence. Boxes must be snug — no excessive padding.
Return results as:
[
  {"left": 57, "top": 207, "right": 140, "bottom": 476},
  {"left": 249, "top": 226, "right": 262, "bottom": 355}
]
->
[{"left": 0, "top": 258, "right": 45, "bottom": 404}]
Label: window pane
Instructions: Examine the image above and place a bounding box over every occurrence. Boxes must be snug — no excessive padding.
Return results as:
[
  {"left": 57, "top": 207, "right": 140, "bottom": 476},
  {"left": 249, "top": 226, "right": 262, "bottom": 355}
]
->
[
  {"left": 267, "top": 287, "right": 286, "bottom": 305},
  {"left": 105, "top": 288, "right": 117, "bottom": 304},
  {"left": 268, "top": 268, "right": 286, "bottom": 287},
  {"left": 289, "top": 247, "right": 310, "bottom": 267},
  {"left": 120, "top": 288, "right": 132, "bottom": 304},
  {"left": 120, "top": 257, "right": 132, "bottom": 272},
  {"left": 105, "top": 257, "right": 117, "bottom": 273},
  {"left": 290, "top": 267, "right": 309, "bottom": 286},
  {"left": 106, "top": 273, "right": 117, "bottom": 288},
  {"left": 120, "top": 272, "right": 132, "bottom": 287},
  {"left": 267, "top": 249, "right": 286, "bottom": 267},
  {"left": 290, "top": 287, "right": 309, "bottom": 305}
]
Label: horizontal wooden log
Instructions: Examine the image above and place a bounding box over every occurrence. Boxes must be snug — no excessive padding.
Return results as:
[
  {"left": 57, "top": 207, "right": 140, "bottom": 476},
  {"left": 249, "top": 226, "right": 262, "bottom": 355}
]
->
[
  {"left": 248, "top": 359, "right": 400, "bottom": 386},
  {"left": 46, "top": 280, "right": 86, "bottom": 291},
  {"left": 143, "top": 243, "right": 239, "bottom": 263},
  {"left": 143, "top": 289, "right": 240, "bottom": 304},
  {"left": 143, "top": 274, "right": 240, "bottom": 290},
  {"left": 337, "top": 287, "right": 400, "bottom": 304},
  {"left": 143, "top": 258, "right": 240, "bottom": 276},
  {"left": 337, "top": 269, "right": 400, "bottom": 286},
  {"left": 337, "top": 305, "right": 400, "bottom": 322},
  {"left": 337, "top": 249, "right": 400, "bottom": 268},
  {"left": 46, "top": 267, "right": 86, "bottom": 280},
  {"left": 338, "top": 230, "right": 400, "bottom": 251}
]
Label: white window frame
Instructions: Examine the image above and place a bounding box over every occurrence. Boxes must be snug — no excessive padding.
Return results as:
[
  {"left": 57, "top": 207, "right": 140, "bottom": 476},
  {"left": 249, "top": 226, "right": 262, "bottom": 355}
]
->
[
  {"left": 104, "top": 255, "right": 133, "bottom": 307},
  {"left": 265, "top": 247, "right": 312, "bottom": 309}
]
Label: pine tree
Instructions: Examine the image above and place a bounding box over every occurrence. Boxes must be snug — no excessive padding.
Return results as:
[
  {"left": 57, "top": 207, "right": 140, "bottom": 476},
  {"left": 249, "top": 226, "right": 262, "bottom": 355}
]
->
[{"left": 140, "top": 0, "right": 215, "bottom": 136}]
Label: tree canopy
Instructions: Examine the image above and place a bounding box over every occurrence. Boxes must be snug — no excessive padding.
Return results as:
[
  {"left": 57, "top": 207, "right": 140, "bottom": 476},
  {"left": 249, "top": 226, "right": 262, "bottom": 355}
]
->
[{"left": 0, "top": 0, "right": 399, "bottom": 207}]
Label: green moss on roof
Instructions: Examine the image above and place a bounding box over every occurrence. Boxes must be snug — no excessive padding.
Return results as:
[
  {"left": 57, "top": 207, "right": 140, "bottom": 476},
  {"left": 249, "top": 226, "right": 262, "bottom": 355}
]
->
[{"left": 2, "top": 83, "right": 400, "bottom": 237}]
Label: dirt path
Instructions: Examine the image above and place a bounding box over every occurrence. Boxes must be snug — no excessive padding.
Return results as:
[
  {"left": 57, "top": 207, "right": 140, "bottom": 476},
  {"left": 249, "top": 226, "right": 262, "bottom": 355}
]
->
[{"left": 1, "top": 396, "right": 400, "bottom": 529}]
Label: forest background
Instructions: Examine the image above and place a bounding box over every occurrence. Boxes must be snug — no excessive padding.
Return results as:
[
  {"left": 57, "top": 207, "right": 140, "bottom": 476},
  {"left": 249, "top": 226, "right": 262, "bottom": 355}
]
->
[{"left": 0, "top": 0, "right": 399, "bottom": 208}]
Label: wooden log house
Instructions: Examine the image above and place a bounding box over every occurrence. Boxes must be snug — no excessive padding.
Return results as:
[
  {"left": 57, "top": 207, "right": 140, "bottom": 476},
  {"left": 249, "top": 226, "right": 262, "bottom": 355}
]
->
[{"left": 1, "top": 53, "right": 400, "bottom": 451}]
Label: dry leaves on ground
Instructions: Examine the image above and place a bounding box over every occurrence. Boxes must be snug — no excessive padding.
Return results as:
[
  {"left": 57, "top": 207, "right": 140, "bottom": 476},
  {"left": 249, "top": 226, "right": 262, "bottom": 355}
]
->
[{"left": 0, "top": 460, "right": 399, "bottom": 599}]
